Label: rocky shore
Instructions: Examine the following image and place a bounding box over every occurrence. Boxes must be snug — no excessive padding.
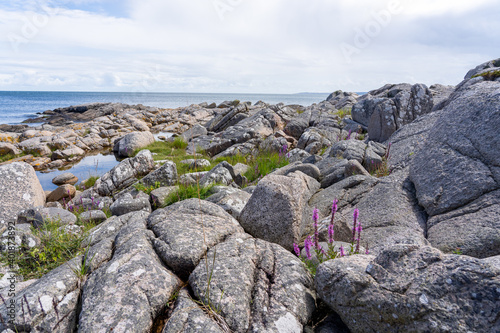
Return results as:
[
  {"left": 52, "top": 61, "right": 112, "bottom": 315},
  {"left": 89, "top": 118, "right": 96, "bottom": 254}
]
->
[{"left": 0, "top": 59, "right": 499, "bottom": 332}]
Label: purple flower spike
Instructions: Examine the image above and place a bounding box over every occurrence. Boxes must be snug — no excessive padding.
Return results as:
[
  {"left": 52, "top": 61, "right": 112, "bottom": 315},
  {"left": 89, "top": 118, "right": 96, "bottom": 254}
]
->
[
  {"left": 352, "top": 208, "right": 359, "bottom": 243},
  {"left": 356, "top": 221, "right": 362, "bottom": 253},
  {"left": 328, "top": 224, "right": 335, "bottom": 244},
  {"left": 339, "top": 245, "right": 345, "bottom": 257},
  {"left": 293, "top": 243, "right": 301, "bottom": 257},
  {"left": 312, "top": 208, "right": 320, "bottom": 249},
  {"left": 365, "top": 247, "right": 370, "bottom": 255},
  {"left": 304, "top": 236, "right": 313, "bottom": 260}
]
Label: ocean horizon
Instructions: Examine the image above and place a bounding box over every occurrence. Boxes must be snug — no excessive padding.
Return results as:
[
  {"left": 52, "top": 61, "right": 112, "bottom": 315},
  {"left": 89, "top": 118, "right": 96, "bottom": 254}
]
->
[{"left": 0, "top": 91, "right": 333, "bottom": 126}]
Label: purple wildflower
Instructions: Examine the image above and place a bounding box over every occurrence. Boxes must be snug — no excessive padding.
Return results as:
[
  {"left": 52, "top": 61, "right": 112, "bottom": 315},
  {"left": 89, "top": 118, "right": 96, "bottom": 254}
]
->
[
  {"left": 365, "top": 246, "right": 370, "bottom": 255},
  {"left": 346, "top": 129, "right": 352, "bottom": 140},
  {"left": 339, "top": 245, "right": 345, "bottom": 257},
  {"left": 312, "top": 208, "right": 319, "bottom": 249},
  {"left": 304, "top": 236, "right": 313, "bottom": 260},
  {"left": 328, "top": 224, "right": 335, "bottom": 244},
  {"left": 355, "top": 221, "right": 362, "bottom": 253},
  {"left": 293, "top": 243, "right": 301, "bottom": 257},
  {"left": 352, "top": 208, "right": 359, "bottom": 243}
]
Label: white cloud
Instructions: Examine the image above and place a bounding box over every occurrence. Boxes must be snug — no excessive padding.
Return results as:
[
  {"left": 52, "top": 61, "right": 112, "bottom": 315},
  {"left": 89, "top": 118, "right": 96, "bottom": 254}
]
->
[{"left": 0, "top": 0, "right": 498, "bottom": 93}]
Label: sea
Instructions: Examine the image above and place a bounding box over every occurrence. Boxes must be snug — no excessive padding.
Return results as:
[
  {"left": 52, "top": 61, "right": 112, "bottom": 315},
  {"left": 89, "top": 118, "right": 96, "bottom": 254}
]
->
[{"left": 0, "top": 91, "right": 330, "bottom": 125}]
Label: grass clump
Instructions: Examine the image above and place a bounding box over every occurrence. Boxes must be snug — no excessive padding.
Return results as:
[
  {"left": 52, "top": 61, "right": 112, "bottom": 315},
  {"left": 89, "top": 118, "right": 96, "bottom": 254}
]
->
[
  {"left": 134, "top": 140, "right": 213, "bottom": 175},
  {"left": 2, "top": 220, "right": 96, "bottom": 280},
  {"left": 164, "top": 183, "right": 217, "bottom": 207},
  {"left": 134, "top": 181, "right": 162, "bottom": 195},
  {"left": 243, "top": 148, "right": 289, "bottom": 183},
  {"left": 335, "top": 107, "right": 352, "bottom": 119},
  {"left": 76, "top": 176, "right": 100, "bottom": 191},
  {"left": 172, "top": 136, "right": 188, "bottom": 149}
]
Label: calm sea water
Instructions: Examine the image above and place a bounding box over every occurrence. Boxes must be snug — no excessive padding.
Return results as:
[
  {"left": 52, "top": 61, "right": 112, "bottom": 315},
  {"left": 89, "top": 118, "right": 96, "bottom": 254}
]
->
[{"left": 0, "top": 91, "right": 329, "bottom": 125}]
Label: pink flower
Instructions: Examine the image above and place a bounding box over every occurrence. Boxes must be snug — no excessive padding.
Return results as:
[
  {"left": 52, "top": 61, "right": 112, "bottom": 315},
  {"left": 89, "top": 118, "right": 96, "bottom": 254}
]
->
[
  {"left": 352, "top": 208, "right": 359, "bottom": 243},
  {"left": 339, "top": 245, "right": 345, "bottom": 257},
  {"left": 304, "top": 236, "right": 313, "bottom": 260},
  {"left": 313, "top": 208, "right": 320, "bottom": 249},
  {"left": 293, "top": 243, "right": 300, "bottom": 257}
]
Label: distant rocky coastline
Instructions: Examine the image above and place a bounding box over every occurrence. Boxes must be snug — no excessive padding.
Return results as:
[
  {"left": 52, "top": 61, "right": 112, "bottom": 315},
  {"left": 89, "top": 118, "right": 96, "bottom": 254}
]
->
[{"left": 0, "top": 58, "right": 499, "bottom": 332}]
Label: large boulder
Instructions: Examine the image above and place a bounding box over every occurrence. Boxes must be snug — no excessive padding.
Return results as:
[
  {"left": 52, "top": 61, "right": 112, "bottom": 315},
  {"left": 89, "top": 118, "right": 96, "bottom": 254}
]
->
[
  {"left": 352, "top": 83, "right": 433, "bottom": 142},
  {"left": 93, "top": 150, "right": 156, "bottom": 197},
  {"left": 79, "top": 212, "right": 182, "bottom": 333},
  {"left": 409, "top": 80, "right": 500, "bottom": 258},
  {"left": 315, "top": 245, "right": 500, "bottom": 333},
  {"left": 0, "top": 162, "right": 45, "bottom": 224},
  {"left": 113, "top": 131, "right": 155, "bottom": 157},
  {"left": 0, "top": 256, "right": 83, "bottom": 332},
  {"left": 189, "top": 233, "right": 316, "bottom": 333},
  {"left": 205, "top": 187, "right": 251, "bottom": 220},
  {"left": 239, "top": 171, "right": 320, "bottom": 251},
  {"left": 147, "top": 199, "right": 244, "bottom": 279}
]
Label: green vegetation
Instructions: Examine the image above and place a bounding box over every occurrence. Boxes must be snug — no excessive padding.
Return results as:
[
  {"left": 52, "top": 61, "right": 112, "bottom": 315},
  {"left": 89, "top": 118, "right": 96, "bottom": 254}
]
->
[
  {"left": 134, "top": 181, "right": 162, "bottom": 195},
  {"left": 472, "top": 70, "right": 500, "bottom": 80},
  {"left": 243, "top": 150, "right": 290, "bottom": 183},
  {"left": 76, "top": 176, "right": 100, "bottom": 191},
  {"left": 163, "top": 183, "right": 217, "bottom": 207},
  {"left": 1, "top": 220, "right": 97, "bottom": 280},
  {"left": 335, "top": 107, "right": 352, "bottom": 119},
  {"left": 172, "top": 136, "right": 188, "bottom": 150},
  {"left": 134, "top": 141, "right": 213, "bottom": 175}
]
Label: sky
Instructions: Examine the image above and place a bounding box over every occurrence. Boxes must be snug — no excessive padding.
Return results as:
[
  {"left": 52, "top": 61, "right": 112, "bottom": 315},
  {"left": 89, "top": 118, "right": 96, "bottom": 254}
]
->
[{"left": 0, "top": 0, "right": 498, "bottom": 93}]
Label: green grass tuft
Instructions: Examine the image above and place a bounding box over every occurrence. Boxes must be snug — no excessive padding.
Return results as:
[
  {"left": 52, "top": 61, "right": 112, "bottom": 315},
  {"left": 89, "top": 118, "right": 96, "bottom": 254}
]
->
[
  {"left": 1, "top": 220, "right": 96, "bottom": 280},
  {"left": 163, "top": 183, "right": 217, "bottom": 207}
]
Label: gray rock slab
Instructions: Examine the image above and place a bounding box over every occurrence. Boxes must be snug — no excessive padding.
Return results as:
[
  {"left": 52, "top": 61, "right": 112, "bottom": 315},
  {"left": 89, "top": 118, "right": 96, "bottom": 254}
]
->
[
  {"left": 315, "top": 245, "right": 500, "bottom": 333},
  {"left": 0, "top": 162, "right": 45, "bottom": 224},
  {"left": 189, "top": 233, "right": 316, "bottom": 333},
  {"left": 147, "top": 199, "right": 244, "bottom": 279}
]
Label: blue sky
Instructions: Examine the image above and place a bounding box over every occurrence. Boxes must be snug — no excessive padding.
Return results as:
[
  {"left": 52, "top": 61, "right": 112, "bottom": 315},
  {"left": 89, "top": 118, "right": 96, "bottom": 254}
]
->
[{"left": 0, "top": 0, "right": 499, "bottom": 93}]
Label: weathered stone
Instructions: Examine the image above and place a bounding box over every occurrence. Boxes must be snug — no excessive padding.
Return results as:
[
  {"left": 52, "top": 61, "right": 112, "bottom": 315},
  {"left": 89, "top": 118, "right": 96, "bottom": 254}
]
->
[
  {"left": 287, "top": 148, "right": 311, "bottom": 163},
  {"left": 161, "top": 289, "right": 225, "bottom": 333},
  {"left": 150, "top": 186, "right": 179, "bottom": 208},
  {"left": 199, "top": 161, "right": 241, "bottom": 187},
  {"left": 0, "top": 256, "right": 83, "bottom": 332},
  {"left": 0, "top": 162, "right": 45, "bottom": 224},
  {"left": 206, "top": 187, "right": 251, "bottom": 220},
  {"left": 239, "top": 171, "right": 320, "bottom": 251},
  {"left": 409, "top": 80, "right": 500, "bottom": 258},
  {"left": 329, "top": 139, "right": 367, "bottom": 163},
  {"left": 51, "top": 146, "right": 85, "bottom": 160},
  {"left": 352, "top": 83, "right": 434, "bottom": 142},
  {"left": 138, "top": 160, "right": 178, "bottom": 188},
  {"left": 315, "top": 245, "right": 500, "bottom": 333},
  {"left": 110, "top": 193, "right": 151, "bottom": 216},
  {"left": 51, "top": 172, "right": 78, "bottom": 186},
  {"left": 93, "top": 150, "right": 156, "bottom": 197},
  {"left": 344, "top": 159, "right": 371, "bottom": 177},
  {"left": 179, "top": 158, "right": 211, "bottom": 170},
  {"left": 17, "top": 206, "right": 77, "bottom": 228},
  {"left": 113, "top": 131, "right": 155, "bottom": 157},
  {"left": 0, "top": 142, "right": 21, "bottom": 156},
  {"left": 179, "top": 171, "right": 208, "bottom": 186},
  {"left": 147, "top": 199, "right": 244, "bottom": 279},
  {"left": 284, "top": 113, "right": 310, "bottom": 139},
  {"left": 189, "top": 233, "right": 316, "bottom": 333},
  {"left": 79, "top": 214, "right": 182, "bottom": 333},
  {"left": 180, "top": 124, "right": 208, "bottom": 141},
  {"left": 46, "top": 184, "right": 76, "bottom": 203},
  {"left": 273, "top": 162, "right": 322, "bottom": 181},
  {"left": 79, "top": 210, "right": 108, "bottom": 224}
]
